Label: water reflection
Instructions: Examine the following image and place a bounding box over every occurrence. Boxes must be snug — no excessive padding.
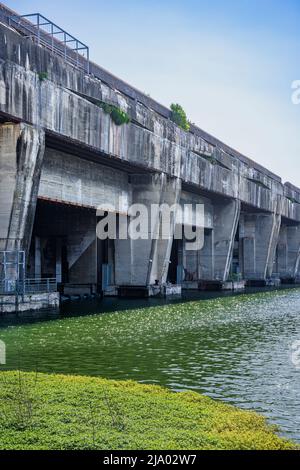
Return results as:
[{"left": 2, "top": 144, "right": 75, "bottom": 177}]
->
[{"left": 1, "top": 286, "right": 300, "bottom": 442}]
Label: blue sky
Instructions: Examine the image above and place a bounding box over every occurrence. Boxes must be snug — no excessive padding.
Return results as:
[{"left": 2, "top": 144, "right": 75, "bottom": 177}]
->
[{"left": 5, "top": 0, "right": 300, "bottom": 185}]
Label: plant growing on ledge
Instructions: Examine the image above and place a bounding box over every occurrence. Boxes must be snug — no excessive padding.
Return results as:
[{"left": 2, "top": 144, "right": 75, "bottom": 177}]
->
[
  {"left": 38, "top": 72, "right": 48, "bottom": 82},
  {"left": 97, "top": 101, "right": 131, "bottom": 126},
  {"left": 170, "top": 103, "right": 190, "bottom": 132}
]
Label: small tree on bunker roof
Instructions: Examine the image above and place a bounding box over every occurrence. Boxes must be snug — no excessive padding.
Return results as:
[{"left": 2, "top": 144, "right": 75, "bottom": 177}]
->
[{"left": 170, "top": 103, "right": 190, "bottom": 132}]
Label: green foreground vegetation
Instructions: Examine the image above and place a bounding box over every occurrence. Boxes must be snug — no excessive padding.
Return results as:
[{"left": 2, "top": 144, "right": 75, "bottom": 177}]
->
[{"left": 0, "top": 371, "right": 296, "bottom": 450}]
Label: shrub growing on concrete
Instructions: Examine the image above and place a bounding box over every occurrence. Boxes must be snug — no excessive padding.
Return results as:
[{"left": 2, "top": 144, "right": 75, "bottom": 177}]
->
[
  {"left": 170, "top": 103, "right": 190, "bottom": 132},
  {"left": 97, "top": 101, "right": 130, "bottom": 126},
  {"left": 38, "top": 72, "right": 48, "bottom": 82}
]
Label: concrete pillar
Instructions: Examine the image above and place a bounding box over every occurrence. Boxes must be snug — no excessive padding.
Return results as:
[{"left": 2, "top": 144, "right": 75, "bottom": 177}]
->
[
  {"left": 287, "top": 226, "right": 300, "bottom": 279},
  {"left": 56, "top": 238, "right": 62, "bottom": 283},
  {"left": 175, "top": 192, "right": 213, "bottom": 285},
  {"left": 115, "top": 174, "right": 181, "bottom": 286},
  {"left": 0, "top": 123, "right": 45, "bottom": 255},
  {"left": 276, "top": 225, "right": 287, "bottom": 275},
  {"left": 199, "top": 230, "right": 214, "bottom": 279},
  {"left": 240, "top": 207, "right": 281, "bottom": 280},
  {"left": 180, "top": 229, "right": 214, "bottom": 283},
  {"left": 213, "top": 199, "right": 240, "bottom": 281},
  {"left": 34, "top": 236, "right": 41, "bottom": 278},
  {"left": 68, "top": 212, "right": 97, "bottom": 285},
  {"left": 183, "top": 244, "right": 198, "bottom": 282},
  {"left": 277, "top": 224, "right": 300, "bottom": 279},
  {"left": 151, "top": 177, "right": 181, "bottom": 285}
]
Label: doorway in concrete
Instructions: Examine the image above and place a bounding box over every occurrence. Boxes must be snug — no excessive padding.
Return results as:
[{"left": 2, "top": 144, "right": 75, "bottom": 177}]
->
[
  {"left": 29, "top": 199, "right": 100, "bottom": 297},
  {"left": 230, "top": 223, "right": 243, "bottom": 280},
  {"left": 167, "top": 237, "right": 183, "bottom": 285}
]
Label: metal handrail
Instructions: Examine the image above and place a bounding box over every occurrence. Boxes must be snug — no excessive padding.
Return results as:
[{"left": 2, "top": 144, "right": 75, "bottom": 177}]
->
[
  {"left": 0, "top": 251, "right": 25, "bottom": 285},
  {"left": 8, "top": 13, "right": 89, "bottom": 73},
  {"left": 23, "top": 278, "right": 57, "bottom": 294},
  {"left": 0, "top": 278, "right": 57, "bottom": 295}
]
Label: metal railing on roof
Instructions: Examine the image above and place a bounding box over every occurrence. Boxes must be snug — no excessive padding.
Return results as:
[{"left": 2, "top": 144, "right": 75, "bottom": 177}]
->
[{"left": 8, "top": 13, "right": 89, "bottom": 73}]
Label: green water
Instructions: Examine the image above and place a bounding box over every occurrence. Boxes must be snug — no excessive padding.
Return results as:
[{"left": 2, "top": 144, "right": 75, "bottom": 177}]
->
[{"left": 1, "top": 288, "right": 300, "bottom": 442}]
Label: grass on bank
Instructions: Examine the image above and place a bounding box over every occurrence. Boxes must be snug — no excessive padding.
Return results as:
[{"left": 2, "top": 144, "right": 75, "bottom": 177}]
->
[{"left": 0, "top": 371, "right": 296, "bottom": 450}]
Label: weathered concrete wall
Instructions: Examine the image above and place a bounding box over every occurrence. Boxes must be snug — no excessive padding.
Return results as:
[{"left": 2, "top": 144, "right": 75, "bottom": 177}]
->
[
  {"left": 0, "top": 21, "right": 299, "bottom": 220},
  {"left": 282, "top": 183, "right": 300, "bottom": 221},
  {"left": 30, "top": 202, "right": 97, "bottom": 286},
  {"left": 0, "top": 292, "right": 59, "bottom": 314},
  {"left": 239, "top": 208, "right": 281, "bottom": 280},
  {"left": 276, "top": 224, "right": 300, "bottom": 279},
  {"left": 179, "top": 191, "right": 213, "bottom": 229},
  {"left": 114, "top": 174, "right": 180, "bottom": 286},
  {"left": 1, "top": 17, "right": 300, "bottom": 293},
  {"left": 67, "top": 213, "right": 97, "bottom": 285},
  {"left": 0, "top": 8, "right": 283, "bottom": 180},
  {"left": 213, "top": 200, "right": 240, "bottom": 281},
  {"left": 39, "top": 148, "right": 132, "bottom": 211}
]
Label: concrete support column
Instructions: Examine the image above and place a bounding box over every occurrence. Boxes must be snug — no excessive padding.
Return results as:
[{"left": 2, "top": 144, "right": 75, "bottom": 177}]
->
[
  {"left": 277, "top": 224, "right": 300, "bottom": 279},
  {"left": 276, "top": 225, "right": 287, "bottom": 275},
  {"left": 240, "top": 208, "right": 281, "bottom": 280},
  {"left": 181, "top": 229, "right": 214, "bottom": 283},
  {"left": 183, "top": 244, "right": 198, "bottom": 283},
  {"left": 68, "top": 212, "right": 97, "bottom": 285},
  {"left": 115, "top": 174, "right": 181, "bottom": 286},
  {"left": 56, "top": 238, "right": 62, "bottom": 283},
  {"left": 199, "top": 230, "right": 214, "bottom": 279},
  {"left": 213, "top": 199, "right": 240, "bottom": 281},
  {"left": 0, "top": 123, "right": 45, "bottom": 255},
  {"left": 34, "top": 236, "right": 42, "bottom": 278},
  {"left": 151, "top": 177, "right": 181, "bottom": 285},
  {"left": 287, "top": 226, "right": 300, "bottom": 279}
]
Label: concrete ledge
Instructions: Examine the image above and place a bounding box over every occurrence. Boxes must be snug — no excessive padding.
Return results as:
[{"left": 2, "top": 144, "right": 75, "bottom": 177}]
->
[
  {"left": 161, "top": 285, "right": 182, "bottom": 298},
  {"left": 280, "top": 277, "right": 297, "bottom": 285},
  {"left": 103, "top": 286, "right": 118, "bottom": 297},
  {"left": 266, "top": 278, "right": 281, "bottom": 287},
  {"left": 0, "top": 292, "right": 60, "bottom": 314},
  {"left": 222, "top": 280, "right": 246, "bottom": 291},
  {"left": 60, "top": 284, "right": 97, "bottom": 296},
  {"left": 199, "top": 280, "right": 246, "bottom": 291},
  {"left": 198, "top": 280, "right": 223, "bottom": 291},
  {"left": 182, "top": 281, "right": 199, "bottom": 290},
  {"left": 118, "top": 286, "right": 150, "bottom": 298},
  {"left": 118, "top": 284, "right": 182, "bottom": 298},
  {"left": 246, "top": 279, "right": 267, "bottom": 287}
]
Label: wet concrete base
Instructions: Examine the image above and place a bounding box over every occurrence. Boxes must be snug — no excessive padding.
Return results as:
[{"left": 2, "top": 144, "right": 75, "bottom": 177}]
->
[
  {"left": 0, "top": 292, "right": 60, "bottom": 314},
  {"left": 117, "top": 284, "right": 182, "bottom": 299}
]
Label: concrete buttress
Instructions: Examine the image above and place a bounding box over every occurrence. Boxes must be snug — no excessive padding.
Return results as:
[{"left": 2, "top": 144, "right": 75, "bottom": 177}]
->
[
  {"left": 213, "top": 200, "right": 241, "bottom": 282},
  {"left": 0, "top": 123, "right": 45, "bottom": 254},
  {"left": 114, "top": 174, "right": 181, "bottom": 287}
]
